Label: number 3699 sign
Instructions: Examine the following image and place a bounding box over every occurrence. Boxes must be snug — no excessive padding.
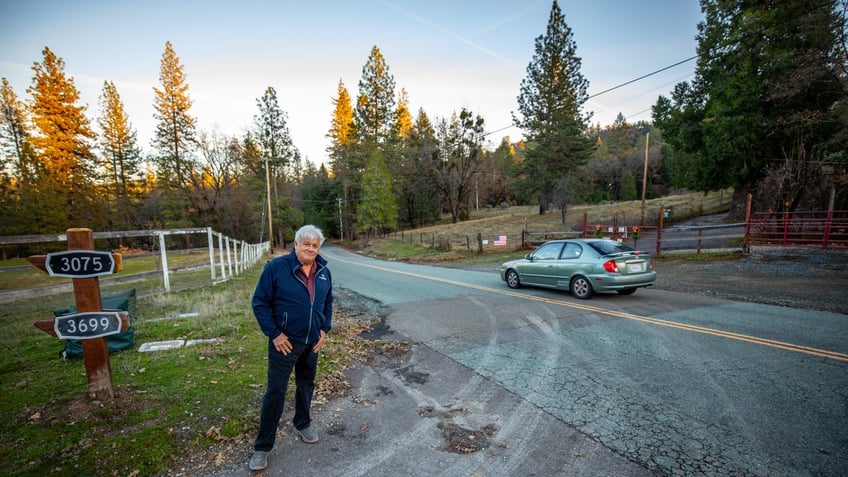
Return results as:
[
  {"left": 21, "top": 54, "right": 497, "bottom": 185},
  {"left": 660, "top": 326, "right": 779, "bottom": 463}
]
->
[
  {"left": 54, "top": 311, "right": 123, "bottom": 340},
  {"left": 45, "top": 250, "right": 115, "bottom": 278}
]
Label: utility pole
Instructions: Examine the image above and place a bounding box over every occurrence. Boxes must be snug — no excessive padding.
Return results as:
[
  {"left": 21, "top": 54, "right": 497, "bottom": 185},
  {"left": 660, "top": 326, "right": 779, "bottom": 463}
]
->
[
  {"left": 265, "top": 156, "right": 273, "bottom": 250},
  {"left": 641, "top": 132, "right": 649, "bottom": 226},
  {"left": 338, "top": 197, "right": 343, "bottom": 240}
]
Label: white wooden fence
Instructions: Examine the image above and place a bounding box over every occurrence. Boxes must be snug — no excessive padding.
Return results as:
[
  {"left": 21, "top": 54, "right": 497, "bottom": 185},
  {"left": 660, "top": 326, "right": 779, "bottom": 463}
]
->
[{"left": 0, "top": 227, "right": 270, "bottom": 292}]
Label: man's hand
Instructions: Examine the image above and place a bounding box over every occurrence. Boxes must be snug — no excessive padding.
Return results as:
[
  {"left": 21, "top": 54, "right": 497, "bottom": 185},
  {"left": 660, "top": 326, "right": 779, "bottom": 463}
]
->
[
  {"left": 272, "top": 333, "right": 292, "bottom": 355},
  {"left": 313, "top": 330, "right": 327, "bottom": 353}
]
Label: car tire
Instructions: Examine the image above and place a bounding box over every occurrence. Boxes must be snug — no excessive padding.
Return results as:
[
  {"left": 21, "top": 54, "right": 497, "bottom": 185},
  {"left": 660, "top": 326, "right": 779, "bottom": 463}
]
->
[
  {"left": 570, "top": 276, "right": 593, "bottom": 299},
  {"left": 505, "top": 269, "right": 521, "bottom": 289},
  {"left": 617, "top": 288, "right": 637, "bottom": 295}
]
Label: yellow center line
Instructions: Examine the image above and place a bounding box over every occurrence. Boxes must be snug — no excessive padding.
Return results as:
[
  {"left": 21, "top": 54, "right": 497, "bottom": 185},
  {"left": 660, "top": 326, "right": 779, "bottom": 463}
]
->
[{"left": 330, "top": 252, "right": 848, "bottom": 362}]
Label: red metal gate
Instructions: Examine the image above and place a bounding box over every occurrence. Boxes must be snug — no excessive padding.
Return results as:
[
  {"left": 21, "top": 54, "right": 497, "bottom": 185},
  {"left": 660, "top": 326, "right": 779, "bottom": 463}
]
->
[{"left": 745, "top": 210, "right": 848, "bottom": 249}]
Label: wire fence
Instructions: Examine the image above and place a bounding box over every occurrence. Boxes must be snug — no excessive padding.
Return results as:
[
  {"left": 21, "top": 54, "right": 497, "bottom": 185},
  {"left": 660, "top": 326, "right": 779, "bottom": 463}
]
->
[{"left": 386, "top": 206, "right": 848, "bottom": 256}]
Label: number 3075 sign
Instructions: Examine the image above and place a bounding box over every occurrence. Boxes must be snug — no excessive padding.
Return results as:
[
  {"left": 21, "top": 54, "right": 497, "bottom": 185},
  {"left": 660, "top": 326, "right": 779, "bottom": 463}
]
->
[
  {"left": 54, "top": 311, "right": 123, "bottom": 340},
  {"left": 45, "top": 250, "right": 115, "bottom": 278}
]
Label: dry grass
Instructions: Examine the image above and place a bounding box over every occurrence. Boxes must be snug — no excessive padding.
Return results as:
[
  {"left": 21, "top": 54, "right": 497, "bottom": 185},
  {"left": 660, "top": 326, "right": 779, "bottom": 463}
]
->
[{"left": 387, "top": 189, "right": 734, "bottom": 252}]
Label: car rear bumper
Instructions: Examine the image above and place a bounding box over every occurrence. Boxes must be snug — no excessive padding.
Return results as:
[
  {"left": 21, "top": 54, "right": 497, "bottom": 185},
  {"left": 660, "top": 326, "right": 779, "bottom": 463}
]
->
[{"left": 588, "top": 271, "right": 657, "bottom": 291}]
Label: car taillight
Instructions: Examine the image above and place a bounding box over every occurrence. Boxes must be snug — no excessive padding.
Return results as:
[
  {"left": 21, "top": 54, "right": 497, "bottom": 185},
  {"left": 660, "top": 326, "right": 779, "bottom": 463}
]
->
[{"left": 603, "top": 260, "right": 619, "bottom": 273}]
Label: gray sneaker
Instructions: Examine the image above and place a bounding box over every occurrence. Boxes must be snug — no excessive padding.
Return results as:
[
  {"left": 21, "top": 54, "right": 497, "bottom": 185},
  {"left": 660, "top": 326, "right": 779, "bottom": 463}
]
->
[
  {"left": 295, "top": 426, "right": 319, "bottom": 443},
  {"left": 248, "top": 450, "right": 268, "bottom": 471}
]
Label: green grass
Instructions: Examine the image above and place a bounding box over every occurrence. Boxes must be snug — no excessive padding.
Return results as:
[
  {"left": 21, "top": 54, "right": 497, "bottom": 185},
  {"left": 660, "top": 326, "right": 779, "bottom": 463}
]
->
[
  {"left": 0, "top": 255, "right": 382, "bottom": 477},
  {"left": 0, "top": 191, "right": 736, "bottom": 475}
]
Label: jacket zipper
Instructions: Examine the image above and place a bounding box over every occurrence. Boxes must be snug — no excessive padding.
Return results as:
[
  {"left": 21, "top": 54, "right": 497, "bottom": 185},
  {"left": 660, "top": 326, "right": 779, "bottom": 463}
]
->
[{"left": 296, "top": 262, "right": 322, "bottom": 344}]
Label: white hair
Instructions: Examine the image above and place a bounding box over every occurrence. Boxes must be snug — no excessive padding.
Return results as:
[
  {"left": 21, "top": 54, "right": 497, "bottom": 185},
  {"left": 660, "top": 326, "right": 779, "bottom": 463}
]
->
[{"left": 294, "top": 225, "right": 325, "bottom": 245}]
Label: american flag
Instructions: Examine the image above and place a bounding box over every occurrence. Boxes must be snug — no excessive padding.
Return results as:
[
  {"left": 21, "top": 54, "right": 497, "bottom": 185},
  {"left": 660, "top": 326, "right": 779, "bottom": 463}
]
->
[{"left": 493, "top": 235, "right": 507, "bottom": 246}]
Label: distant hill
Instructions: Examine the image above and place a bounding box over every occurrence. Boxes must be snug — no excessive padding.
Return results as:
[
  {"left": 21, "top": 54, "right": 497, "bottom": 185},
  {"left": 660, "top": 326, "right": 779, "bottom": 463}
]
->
[{"left": 390, "top": 190, "right": 733, "bottom": 250}]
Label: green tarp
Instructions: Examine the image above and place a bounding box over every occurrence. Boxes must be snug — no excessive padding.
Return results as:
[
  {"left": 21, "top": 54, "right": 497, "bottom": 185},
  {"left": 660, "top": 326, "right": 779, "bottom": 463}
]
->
[{"left": 53, "top": 288, "right": 136, "bottom": 360}]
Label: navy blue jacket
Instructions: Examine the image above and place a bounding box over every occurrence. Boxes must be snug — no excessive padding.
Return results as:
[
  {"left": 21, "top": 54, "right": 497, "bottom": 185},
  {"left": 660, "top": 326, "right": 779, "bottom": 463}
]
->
[{"left": 252, "top": 250, "right": 333, "bottom": 344}]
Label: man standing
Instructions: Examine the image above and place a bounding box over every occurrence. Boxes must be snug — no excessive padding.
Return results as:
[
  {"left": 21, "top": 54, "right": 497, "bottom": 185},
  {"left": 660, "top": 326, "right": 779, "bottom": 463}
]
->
[{"left": 249, "top": 225, "right": 333, "bottom": 471}]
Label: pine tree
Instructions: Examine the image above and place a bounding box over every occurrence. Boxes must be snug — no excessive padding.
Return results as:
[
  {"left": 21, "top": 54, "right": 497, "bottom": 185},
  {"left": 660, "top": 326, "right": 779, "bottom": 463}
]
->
[
  {"left": 654, "top": 0, "right": 848, "bottom": 212},
  {"left": 355, "top": 45, "right": 396, "bottom": 146},
  {"left": 254, "top": 86, "right": 296, "bottom": 178},
  {"left": 0, "top": 77, "right": 37, "bottom": 236},
  {"left": 400, "top": 108, "right": 441, "bottom": 228},
  {"left": 254, "top": 86, "right": 297, "bottom": 247},
  {"left": 434, "top": 109, "right": 486, "bottom": 223},
  {"left": 327, "top": 79, "right": 356, "bottom": 169},
  {"left": 356, "top": 148, "right": 397, "bottom": 236},
  {"left": 27, "top": 47, "right": 98, "bottom": 230},
  {"left": 514, "top": 0, "right": 595, "bottom": 215},
  {"left": 1, "top": 77, "right": 36, "bottom": 181},
  {"left": 393, "top": 88, "right": 413, "bottom": 140},
  {"left": 152, "top": 41, "right": 197, "bottom": 191},
  {"left": 98, "top": 80, "right": 142, "bottom": 226},
  {"left": 326, "top": 80, "right": 356, "bottom": 239}
]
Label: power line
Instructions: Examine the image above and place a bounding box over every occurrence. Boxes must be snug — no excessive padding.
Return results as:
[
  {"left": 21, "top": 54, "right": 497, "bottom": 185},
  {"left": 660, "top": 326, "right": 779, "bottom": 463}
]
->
[
  {"left": 587, "top": 56, "right": 697, "bottom": 100},
  {"left": 487, "top": 56, "right": 698, "bottom": 135}
]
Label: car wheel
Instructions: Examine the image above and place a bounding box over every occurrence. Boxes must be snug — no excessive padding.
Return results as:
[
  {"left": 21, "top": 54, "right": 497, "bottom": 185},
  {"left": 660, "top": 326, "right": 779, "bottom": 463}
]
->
[
  {"left": 617, "top": 288, "right": 637, "bottom": 295},
  {"left": 570, "top": 276, "right": 593, "bottom": 299},
  {"left": 505, "top": 269, "right": 521, "bottom": 289}
]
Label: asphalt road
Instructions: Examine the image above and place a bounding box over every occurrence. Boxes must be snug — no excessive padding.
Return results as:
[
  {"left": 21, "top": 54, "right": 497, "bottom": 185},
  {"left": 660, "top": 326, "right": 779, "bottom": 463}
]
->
[{"left": 216, "top": 245, "right": 848, "bottom": 477}]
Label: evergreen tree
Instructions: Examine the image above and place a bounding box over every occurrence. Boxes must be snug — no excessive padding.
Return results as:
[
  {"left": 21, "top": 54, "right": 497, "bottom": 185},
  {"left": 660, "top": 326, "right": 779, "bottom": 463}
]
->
[
  {"left": 27, "top": 47, "right": 98, "bottom": 230},
  {"left": 399, "top": 108, "right": 440, "bottom": 228},
  {"left": 98, "top": 80, "right": 143, "bottom": 228},
  {"left": 434, "top": 109, "right": 486, "bottom": 223},
  {"left": 346, "top": 46, "right": 397, "bottom": 238},
  {"left": 0, "top": 77, "right": 38, "bottom": 236},
  {"left": 356, "top": 148, "right": 397, "bottom": 236},
  {"left": 254, "top": 86, "right": 298, "bottom": 247},
  {"left": 152, "top": 41, "right": 197, "bottom": 191},
  {"left": 620, "top": 170, "right": 638, "bottom": 201},
  {"left": 0, "top": 77, "right": 35, "bottom": 181},
  {"left": 514, "top": 0, "right": 595, "bottom": 215},
  {"left": 254, "top": 86, "right": 296, "bottom": 180},
  {"left": 300, "top": 162, "right": 339, "bottom": 237},
  {"left": 355, "top": 45, "right": 396, "bottom": 146},
  {"left": 327, "top": 79, "right": 357, "bottom": 239},
  {"left": 654, "top": 0, "right": 848, "bottom": 212}
]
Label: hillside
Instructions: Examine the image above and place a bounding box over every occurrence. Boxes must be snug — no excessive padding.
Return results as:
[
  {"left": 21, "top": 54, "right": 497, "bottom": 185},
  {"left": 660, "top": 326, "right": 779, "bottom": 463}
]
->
[{"left": 384, "top": 190, "right": 733, "bottom": 252}]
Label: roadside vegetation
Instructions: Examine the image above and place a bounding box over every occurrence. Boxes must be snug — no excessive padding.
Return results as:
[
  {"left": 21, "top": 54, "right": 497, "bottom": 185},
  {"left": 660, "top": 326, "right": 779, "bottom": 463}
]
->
[
  {"left": 0, "top": 258, "right": 396, "bottom": 476},
  {"left": 0, "top": 192, "right": 734, "bottom": 476}
]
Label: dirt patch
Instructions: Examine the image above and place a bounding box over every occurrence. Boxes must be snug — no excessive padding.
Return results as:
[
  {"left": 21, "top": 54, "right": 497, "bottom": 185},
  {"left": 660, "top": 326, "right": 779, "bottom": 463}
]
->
[{"left": 653, "top": 247, "right": 848, "bottom": 315}]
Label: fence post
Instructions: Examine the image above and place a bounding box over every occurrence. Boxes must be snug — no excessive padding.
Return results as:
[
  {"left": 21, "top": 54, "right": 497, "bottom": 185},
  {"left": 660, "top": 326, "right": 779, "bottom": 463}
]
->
[
  {"left": 477, "top": 232, "right": 483, "bottom": 253},
  {"left": 217, "top": 232, "right": 226, "bottom": 280},
  {"left": 225, "top": 237, "right": 233, "bottom": 277},
  {"left": 207, "top": 227, "right": 216, "bottom": 281},
  {"left": 159, "top": 232, "right": 171, "bottom": 291}
]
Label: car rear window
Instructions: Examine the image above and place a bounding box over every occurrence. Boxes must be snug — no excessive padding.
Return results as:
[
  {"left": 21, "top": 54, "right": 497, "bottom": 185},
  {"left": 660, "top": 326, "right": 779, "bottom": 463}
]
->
[{"left": 587, "top": 240, "right": 635, "bottom": 255}]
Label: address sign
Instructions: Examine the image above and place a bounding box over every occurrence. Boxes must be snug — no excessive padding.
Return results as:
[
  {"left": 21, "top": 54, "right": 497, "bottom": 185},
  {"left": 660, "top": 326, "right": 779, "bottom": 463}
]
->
[
  {"left": 53, "top": 311, "right": 123, "bottom": 340},
  {"left": 45, "top": 250, "right": 115, "bottom": 278}
]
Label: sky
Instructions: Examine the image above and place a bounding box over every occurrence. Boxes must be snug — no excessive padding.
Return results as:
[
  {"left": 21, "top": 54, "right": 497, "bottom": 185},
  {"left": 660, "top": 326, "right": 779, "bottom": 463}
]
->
[{"left": 2, "top": 0, "right": 704, "bottom": 166}]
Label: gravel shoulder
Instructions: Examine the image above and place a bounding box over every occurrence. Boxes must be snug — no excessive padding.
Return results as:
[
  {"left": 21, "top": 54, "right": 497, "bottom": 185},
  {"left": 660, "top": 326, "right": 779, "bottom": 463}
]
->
[{"left": 653, "top": 247, "right": 848, "bottom": 315}]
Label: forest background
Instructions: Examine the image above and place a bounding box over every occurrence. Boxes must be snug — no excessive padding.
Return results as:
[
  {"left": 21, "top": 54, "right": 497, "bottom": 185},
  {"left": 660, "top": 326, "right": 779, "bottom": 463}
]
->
[{"left": 1, "top": 0, "right": 846, "bottom": 256}]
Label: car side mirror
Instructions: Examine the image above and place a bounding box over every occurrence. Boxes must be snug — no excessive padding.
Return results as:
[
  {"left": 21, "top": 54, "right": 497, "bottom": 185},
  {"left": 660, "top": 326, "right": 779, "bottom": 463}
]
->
[{"left": 525, "top": 253, "right": 533, "bottom": 260}]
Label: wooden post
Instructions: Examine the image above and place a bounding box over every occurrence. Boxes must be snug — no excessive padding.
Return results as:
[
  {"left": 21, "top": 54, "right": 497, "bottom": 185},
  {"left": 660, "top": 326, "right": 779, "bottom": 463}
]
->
[
  {"left": 28, "top": 228, "right": 127, "bottom": 401},
  {"left": 67, "top": 228, "right": 114, "bottom": 400}
]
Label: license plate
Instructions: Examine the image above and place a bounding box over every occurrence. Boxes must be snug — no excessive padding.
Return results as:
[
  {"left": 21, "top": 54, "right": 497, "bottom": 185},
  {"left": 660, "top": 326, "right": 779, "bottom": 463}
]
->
[{"left": 628, "top": 263, "right": 643, "bottom": 273}]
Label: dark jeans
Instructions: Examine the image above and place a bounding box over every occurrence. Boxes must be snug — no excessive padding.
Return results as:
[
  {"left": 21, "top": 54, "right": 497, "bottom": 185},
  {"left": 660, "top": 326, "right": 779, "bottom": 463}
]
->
[{"left": 254, "top": 340, "right": 318, "bottom": 451}]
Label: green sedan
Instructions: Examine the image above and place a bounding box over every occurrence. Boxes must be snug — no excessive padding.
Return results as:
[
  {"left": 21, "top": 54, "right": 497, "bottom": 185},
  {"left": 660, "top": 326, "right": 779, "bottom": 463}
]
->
[{"left": 499, "top": 238, "right": 656, "bottom": 299}]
